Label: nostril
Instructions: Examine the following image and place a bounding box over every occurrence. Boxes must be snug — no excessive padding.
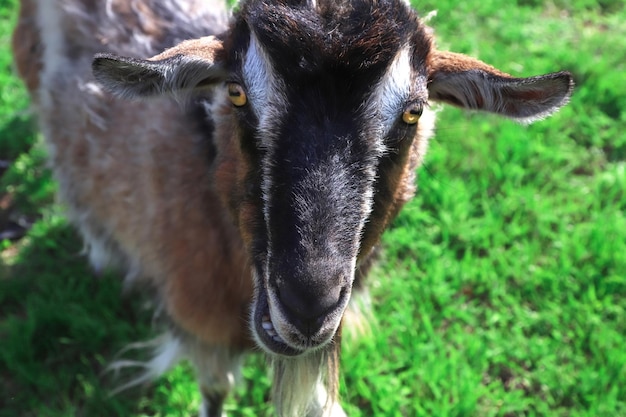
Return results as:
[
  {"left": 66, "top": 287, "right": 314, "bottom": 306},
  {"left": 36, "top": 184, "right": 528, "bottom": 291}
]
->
[{"left": 277, "top": 282, "right": 344, "bottom": 336}]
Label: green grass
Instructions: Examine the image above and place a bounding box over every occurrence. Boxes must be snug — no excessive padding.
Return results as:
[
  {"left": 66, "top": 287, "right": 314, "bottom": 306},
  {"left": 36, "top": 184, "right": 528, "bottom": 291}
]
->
[{"left": 1, "top": 0, "right": 625, "bottom": 416}]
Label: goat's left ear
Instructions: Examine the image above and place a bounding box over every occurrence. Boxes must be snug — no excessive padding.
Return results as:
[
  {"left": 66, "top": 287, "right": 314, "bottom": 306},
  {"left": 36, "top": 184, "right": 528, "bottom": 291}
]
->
[
  {"left": 428, "top": 51, "right": 574, "bottom": 123},
  {"left": 93, "top": 36, "right": 227, "bottom": 99}
]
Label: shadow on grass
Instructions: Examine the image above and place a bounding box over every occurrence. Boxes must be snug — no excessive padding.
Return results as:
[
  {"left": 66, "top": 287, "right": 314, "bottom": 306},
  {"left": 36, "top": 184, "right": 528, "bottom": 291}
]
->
[
  {"left": 0, "top": 220, "right": 158, "bottom": 417},
  {"left": 0, "top": 113, "right": 39, "bottom": 161}
]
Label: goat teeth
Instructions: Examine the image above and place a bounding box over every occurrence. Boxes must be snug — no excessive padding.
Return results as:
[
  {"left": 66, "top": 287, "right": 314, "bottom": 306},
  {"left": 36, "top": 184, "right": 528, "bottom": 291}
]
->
[{"left": 260, "top": 313, "right": 283, "bottom": 342}]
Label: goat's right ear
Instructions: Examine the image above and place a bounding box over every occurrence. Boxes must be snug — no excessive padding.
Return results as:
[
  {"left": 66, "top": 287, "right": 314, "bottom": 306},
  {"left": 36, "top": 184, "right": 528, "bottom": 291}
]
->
[
  {"left": 92, "top": 36, "right": 227, "bottom": 99},
  {"left": 427, "top": 51, "right": 574, "bottom": 123}
]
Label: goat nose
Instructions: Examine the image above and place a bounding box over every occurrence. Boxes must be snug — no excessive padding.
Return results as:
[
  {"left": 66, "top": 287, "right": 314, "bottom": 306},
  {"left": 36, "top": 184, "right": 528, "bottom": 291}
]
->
[{"left": 277, "top": 281, "right": 344, "bottom": 337}]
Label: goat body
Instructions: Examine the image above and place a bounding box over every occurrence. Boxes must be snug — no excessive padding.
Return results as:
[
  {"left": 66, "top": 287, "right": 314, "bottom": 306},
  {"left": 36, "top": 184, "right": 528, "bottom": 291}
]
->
[{"left": 12, "top": 0, "right": 573, "bottom": 416}]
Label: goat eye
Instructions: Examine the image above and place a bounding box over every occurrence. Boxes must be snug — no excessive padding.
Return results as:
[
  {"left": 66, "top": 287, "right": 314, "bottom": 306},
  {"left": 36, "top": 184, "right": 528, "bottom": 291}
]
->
[
  {"left": 227, "top": 83, "right": 247, "bottom": 107},
  {"left": 402, "top": 105, "right": 423, "bottom": 125}
]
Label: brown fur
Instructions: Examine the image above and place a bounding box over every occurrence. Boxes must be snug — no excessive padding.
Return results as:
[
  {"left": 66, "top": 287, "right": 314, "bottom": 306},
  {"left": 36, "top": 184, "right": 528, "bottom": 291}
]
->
[
  {"left": 16, "top": 0, "right": 251, "bottom": 351},
  {"left": 150, "top": 36, "right": 225, "bottom": 62},
  {"left": 429, "top": 50, "right": 511, "bottom": 78},
  {"left": 107, "top": 0, "right": 170, "bottom": 42},
  {"left": 54, "top": 94, "right": 254, "bottom": 349},
  {"left": 12, "top": 0, "right": 41, "bottom": 93}
]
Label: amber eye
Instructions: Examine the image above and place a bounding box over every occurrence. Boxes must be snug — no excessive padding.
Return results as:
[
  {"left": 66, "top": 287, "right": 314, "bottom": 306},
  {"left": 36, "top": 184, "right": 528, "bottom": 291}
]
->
[
  {"left": 402, "top": 104, "right": 423, "bottom": 125},
  {"left": 227, "top": 83, "right": 247, "bottom": 107}
]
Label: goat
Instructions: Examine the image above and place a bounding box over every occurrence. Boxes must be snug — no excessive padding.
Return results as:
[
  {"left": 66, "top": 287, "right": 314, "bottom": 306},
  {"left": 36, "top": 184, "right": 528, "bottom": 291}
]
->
[{"left": 12, "top": 0, "right": 573, "bottom": 416}]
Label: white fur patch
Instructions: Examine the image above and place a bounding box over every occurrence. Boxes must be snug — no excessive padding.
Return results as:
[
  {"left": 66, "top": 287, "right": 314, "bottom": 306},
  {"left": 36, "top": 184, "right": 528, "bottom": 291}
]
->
[
  {"left": 242, "top": 33, "right": 288, "bottom": 150},
  {"left": 271, "top": 352, "right": 329, "bottom": 417},
  {"left": 106, "top": 330, "right": 242, "bottom": 401},
  {"left": 353, "top": 48, "right": 420, "bottom": 270},
  {"left": 314, "top": 382, "right": 347, "bottom": 417},
  {"left": 106, "top": 332, "right": 183, "bottom": 395},
  {"left": 243, "top": 34, "right": 278, "bottom": 128},
  {"left": 187, "top": 343, "right": 241, "bottom": 395},
  {"left": 35, "top": 0, "right": 70, "bottom": 110},
  {"left": 371, "top": 46, "right": 415, "bottom": 137},
  {"left": 242, "top": 32, "right": 288, "bottom": 278}
]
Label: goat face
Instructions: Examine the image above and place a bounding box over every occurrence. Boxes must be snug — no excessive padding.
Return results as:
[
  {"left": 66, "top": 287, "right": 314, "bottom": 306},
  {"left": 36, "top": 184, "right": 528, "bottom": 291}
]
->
[
  {"left": 94, "top": 0, "right": 433, "bottom": 357},
  {"left": 228, "top": 1, "right": 435, "bottom": 356},
  {"left": 92, "top": 0, "right": 572, "bottom": 358}
]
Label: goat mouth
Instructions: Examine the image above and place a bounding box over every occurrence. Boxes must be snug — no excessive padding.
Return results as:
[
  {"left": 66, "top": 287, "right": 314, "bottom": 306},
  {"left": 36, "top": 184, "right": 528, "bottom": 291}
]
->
[{"left": 253, "top": 285, "right": 304, "bottom": 357}]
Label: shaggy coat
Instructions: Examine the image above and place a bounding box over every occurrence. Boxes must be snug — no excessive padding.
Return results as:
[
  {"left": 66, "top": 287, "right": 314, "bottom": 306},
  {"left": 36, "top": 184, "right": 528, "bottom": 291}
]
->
[{"left": 12, "top": 0, "right": 573, "bottom": 416}]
